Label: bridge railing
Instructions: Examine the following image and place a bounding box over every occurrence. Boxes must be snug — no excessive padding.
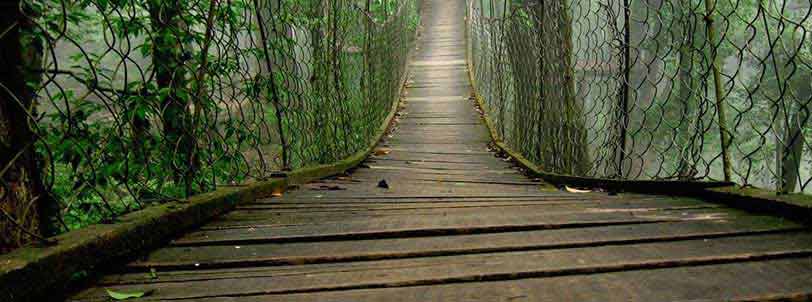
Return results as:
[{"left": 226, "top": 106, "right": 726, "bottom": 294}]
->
[
  {"left": 467, "top": 0, "right": 812, "bottom": 193},
  {"left": 0, "top": 0, "right": 419, "bottom": 250}
]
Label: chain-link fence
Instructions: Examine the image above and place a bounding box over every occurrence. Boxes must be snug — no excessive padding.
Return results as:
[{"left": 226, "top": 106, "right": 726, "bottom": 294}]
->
[
  {"left": 467, "top": 0, "right": 812, "bottom": 192},
  {"left": 1, "top": 0, "right": 419, "bottom": 250}
]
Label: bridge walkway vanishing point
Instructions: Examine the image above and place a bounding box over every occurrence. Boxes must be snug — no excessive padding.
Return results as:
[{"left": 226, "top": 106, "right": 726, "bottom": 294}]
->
[{"left": 68, "top": 1, "right": 812, "bottom": 301}]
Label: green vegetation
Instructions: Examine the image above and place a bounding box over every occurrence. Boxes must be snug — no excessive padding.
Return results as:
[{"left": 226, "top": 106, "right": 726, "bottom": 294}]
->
[
  {"left": 1, "top": 0, "right": 419, "bottom": 251},
  {"left": 469, "top": 0, "right": 812, "bottom": 191}
]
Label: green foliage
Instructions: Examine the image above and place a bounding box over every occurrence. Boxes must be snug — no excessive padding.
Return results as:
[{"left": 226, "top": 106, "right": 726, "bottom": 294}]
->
[
  {"left": 106, "top": 289, "right": 149, "bottom": 300},
  {"left": 18, "top": 0, "right": 419, "bottom": 232},
  {"left": 470, "top": 0, "right": 812, "bottom": 191}
]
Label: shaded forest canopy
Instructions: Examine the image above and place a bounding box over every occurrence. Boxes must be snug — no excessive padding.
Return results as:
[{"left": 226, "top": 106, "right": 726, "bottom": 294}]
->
[
  {"left": 1, "top": 0, "right": 418, "bottom": 251},
  {"left": 469, "top": 0, "right": 811, "bottom": 189}
]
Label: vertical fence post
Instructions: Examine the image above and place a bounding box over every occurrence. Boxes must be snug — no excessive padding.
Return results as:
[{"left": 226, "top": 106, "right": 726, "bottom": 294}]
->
[
  {"left": 703, "top": 0, "right": 732, "bottom": 182},
  {"left": 617, "top": 0, "right": 631, "bottom": 178},
  {"left": 254, "top": 0, "right": 290, "bottom": 171}
]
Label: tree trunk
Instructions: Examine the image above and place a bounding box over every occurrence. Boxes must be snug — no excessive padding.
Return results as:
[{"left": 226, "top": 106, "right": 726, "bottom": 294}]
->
[
  {"left": 147, "top": 0, "right": 196, "bottom": 195},
  {"left": 536, "top": 0, "right": 590, "bottom": 175},
  {"left": 775, "top": 2, "right": 811, "bottom": 193},
  {"left": 779, "top": 69, "right": 812, "bottom": 193},
  {"left": 309, "top": 0, "right": 333, "bottom": 164},
  {"left": 330, "top": 0, "right": 352, "bottom": 157},
  {"left": 0, "top": 1, "right": 55, "bottom": 250},
  {"left": 506, "top": 6, "right": 538, "bottom": 158},
  {"left": 780, "top": 104, "right": 809, "bottom": 193},
  {"left": 675, "top": 45, "right": 700, "bottom": 178},
  {"left": 674, "top": 0, "right": 700, "bottom": 179}
]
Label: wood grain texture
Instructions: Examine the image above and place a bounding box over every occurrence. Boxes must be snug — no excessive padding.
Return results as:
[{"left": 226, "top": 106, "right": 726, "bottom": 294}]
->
[{"left": 65, "top": 0, "right": 812, "bottom": 301}]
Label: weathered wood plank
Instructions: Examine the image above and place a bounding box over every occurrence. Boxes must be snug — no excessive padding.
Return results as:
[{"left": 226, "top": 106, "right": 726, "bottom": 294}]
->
[
  {"left": 207, "top": 205, "right": 723, "bottom": 230},
  {"left": 127, "top": 216, "right": 799, "bottom": 272},
  {"left": 128, "top": 259, "right": 812, "bottom": 302},
  {"left": 258, "top": 193, "right": 597, "bottom": 202},
  {"left": 169, "top": 208, "right": 735, "bottom": 246},
  {"left": 221, "top": 198, "right": 716, "bottom": 220},
  {"left": 238, "top": 195, "right": 702, "bottom": 209},
  {"left": 71, "top": 233, "right": 812, "bottom": 301}
]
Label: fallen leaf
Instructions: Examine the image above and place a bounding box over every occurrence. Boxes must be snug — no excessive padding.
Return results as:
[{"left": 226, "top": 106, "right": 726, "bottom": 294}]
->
[
  {"left": 149, "top": 268, "right": 158, "bottom": 279},
  {"left": 373, "top": 147, "right": 392, "bottom": 156},
  {"left": 271, "top": 191, "right": 283, "bottom": 197},
  {"left": 313, "top": 184, "right": 346, "bottom": 191},
  {"left": 106, "top": 289, "right": 150, "bottom": 300},
  {"left": 564, "top": 186, "right": 591, "bottom": 193},
  {"left": 336, "top": 176, "right": 353, "bottom": 181}
]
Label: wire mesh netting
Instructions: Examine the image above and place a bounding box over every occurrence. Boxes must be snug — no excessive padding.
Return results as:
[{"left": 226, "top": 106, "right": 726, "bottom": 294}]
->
[
  {"left": 0, "top": 0, "right": 419, "bottom": 248},
  {"left": 467, "top": 0, "right": 812, "bottom": 192}
]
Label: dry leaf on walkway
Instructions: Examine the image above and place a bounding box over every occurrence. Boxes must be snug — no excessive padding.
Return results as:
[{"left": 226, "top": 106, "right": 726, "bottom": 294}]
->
[
  {"left": 373, "top": 147, "right": 392, "bottom": 156},
  {"left": 564, "top": 186, "right": 591, "bottom": 193},
  {"left": 314, "top": 185, "right": 346, "bottom": 191}
]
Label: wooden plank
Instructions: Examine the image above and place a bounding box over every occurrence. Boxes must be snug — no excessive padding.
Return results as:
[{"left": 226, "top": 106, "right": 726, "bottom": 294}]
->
[
  {"left": 256, "top": 194, "right": 605, "bottom": 203},
  {"left": 341, "top": 170, "right": 523, "bottom": 181},
  {"left": 285, "top": 182, "right": 547, "bottom": 196},
  {"left": 390, "top": 130, "right": 491, "bottom": 140},
  {"left": 386, "top": 144, "right": 492, "bottom": 154},
  {"left": 316, "top": 177, "right": 537, "bottom": 186},
  {"left": 371, "top": 151, "right": 502, "bottom": 163},
  {"left": 336, "top": 168, "right": 524, "bottom": 179},
  {"left": 369, "top": 157, "right": 509, "bottom": 165},
  {"left": 72, "top": 233, "right": 812, "bottom": 301},
  {"left": 307, "top": 177, "right": 539, "bottom": 187},
  {"left": 235, "top": 201, "right": 681, "bottom": 213},
  {"left": 222, "top": 198, "right": 716, "bottom": 219},
  {"left": 275, "top": 182, "right": 547, "bottom": 197},
  {"left": 209, "top": 204, "right": 723, "bottom": 229},
  {"left": 239, "top": 195, "right": 701, "bottom": 208},
  {"left": 402, "top": 102, "right": 480, "bottom": 112},
  {"left": 362, "top": 163, "right": 509, "bottom": 172},
  {"left": 201, "top": 200, "right": 722, "bottom": 228},
  {"left": 115, "top": 258, "right": 812, "bottom": 302},
  {"left": 392, "top": 125, "right": 490, "bottom": 132},
  {"left": 169, "top": 208, "right": 735, "bottom": 246},
  {"left": 257, "top": 193, "right": 602, "bottom": 201},
  {"left": 402, "top": 97, "right": 468, "bottom": 102},
  {"left": 128, "top": 216, "right": 800, "bottom": 271},
  {"left": 387, "top": 137, "right": 491, "bottom": 145},
  {"left": 410, "top": 60, "right": 466, "bottom": 67}
]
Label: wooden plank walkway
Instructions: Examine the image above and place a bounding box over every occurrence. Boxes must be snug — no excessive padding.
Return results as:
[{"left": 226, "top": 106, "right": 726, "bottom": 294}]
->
[{"left": 68, "top": 1, "right": 812, "bottom": 301}]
